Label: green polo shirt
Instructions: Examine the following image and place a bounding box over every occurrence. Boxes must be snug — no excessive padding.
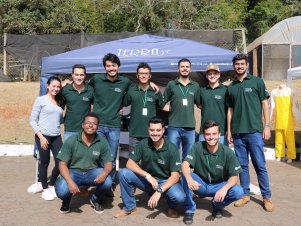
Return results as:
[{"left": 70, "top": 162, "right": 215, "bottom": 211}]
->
[
  {"left": 163, "top": 79, "right": 199, "bottom": 128},
  {"left": 89, "top": 74, "right": 132, "bottom": 128},
  {"left": 57, "top": 132, "right": 113, "bottom": 171},
  {"left": 62, "top": 82, "right": 94, "bottom": 132},
  {"left": 184, "top": 141, "right": 242, "bottom": 183},
  {"left": 123, "top": 85, "right": 164, "bottom": 138},
  {"left": 130, "top": 138, "right": 181, "bottom": 181},
  {"left": 198, "top": 84, "right": 227, "bottom": 135},
  {"left": 226, "top": 74, "right": 270, "bottom": 134}
]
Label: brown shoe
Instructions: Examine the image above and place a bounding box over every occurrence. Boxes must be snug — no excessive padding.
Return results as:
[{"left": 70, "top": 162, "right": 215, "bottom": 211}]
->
[
  {"left": 114, "top": 208, "right": 137, "bottom": 218},
  {"left": 167, "top": 208, "right": 179, "bottom": 218},
  {"left": 234, "top": 195, "right": 250, "bottom": 207},
  {"left": 79, "top": 188, "right": 90, "bottom": 197},
  {"left": 263, "top": 198, "right": 274, "bottom": 212}
]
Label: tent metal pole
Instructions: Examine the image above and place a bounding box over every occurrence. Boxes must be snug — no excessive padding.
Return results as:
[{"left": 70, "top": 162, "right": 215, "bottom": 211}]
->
[{"left": 3, "top": 33, "right": 8, "bottom": 76}]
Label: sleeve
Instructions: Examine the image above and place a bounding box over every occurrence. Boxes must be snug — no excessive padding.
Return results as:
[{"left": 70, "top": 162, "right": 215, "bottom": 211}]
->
[
  {"left": 122, "top": 91, "right": 131, "bottom": 107},
  {"left": 129, "top": 141, "right": 142, "bottom": 163},
  {"left": 29, "top": 97, "right": 42, "bottom": 134},
  {"left": 156, "top": 91, "right": 164, "bottom": 108},
  {"left": 194, "top": 86, "right": 202, "bottom": 106},
  {"left": 100, "top": 139, "right": 113, "bottom": 163},
  {"left": 88, "top": 76, "right": 95, "bottom": 87},
  {"left": 56, "top": 140, "right": 73, "bottom": 164},
  {"left": 162, "top": 83, "right": 172, "bottom": 105},
  {"left": 169, "top": 144, "right": 181, "bottom": 172},
  {"left": 258, "top": 78, "right": 270, "bottom": 101},
  {"left": 226, "top": 150, "right": 242, "bottom": 177},
  {"left": 183, "top": 143, "right": 198, "bottom": 168},
  {"left": 225, "top": 88, "right": 233, "bottom": 108}
]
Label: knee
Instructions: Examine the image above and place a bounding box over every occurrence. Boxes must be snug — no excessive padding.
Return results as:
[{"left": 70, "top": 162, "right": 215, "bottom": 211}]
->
[
  {"left": 118, "top": 168, "right": 131, "bottom": 181},
  {"left": 102, "top": 176, "right": 112, "bottom": 190},
  {"left": 55, "top": 176, "right": 70, "bottom": 199},
  {"left": 231, "top": 185, "right": 244, "bottom": 200}
]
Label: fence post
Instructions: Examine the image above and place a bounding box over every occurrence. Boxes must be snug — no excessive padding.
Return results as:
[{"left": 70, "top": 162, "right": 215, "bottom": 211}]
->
[{"left": 3, "top": 33, "right": 8, "bottom": 76}]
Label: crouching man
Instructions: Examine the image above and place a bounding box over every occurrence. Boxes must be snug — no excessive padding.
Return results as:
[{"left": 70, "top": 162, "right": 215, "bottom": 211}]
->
[
  {"left": 55, "top": 112, "right": 113, "bottom": 214},
  {"left": 181, "top": 120, "right": 243, "bottom": 224},
  {"left": 115, "top": 116, "right": 186, "bottom": 218}
]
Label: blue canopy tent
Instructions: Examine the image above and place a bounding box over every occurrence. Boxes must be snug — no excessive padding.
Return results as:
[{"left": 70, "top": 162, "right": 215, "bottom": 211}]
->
[{"left": 40, "top": 34, "right": 237, "bottom": 94}]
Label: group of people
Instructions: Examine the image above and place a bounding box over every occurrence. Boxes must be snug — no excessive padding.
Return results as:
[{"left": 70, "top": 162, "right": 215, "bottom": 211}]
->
[{"left": 29, "top": 52, "right": 274, "bottom": 224}]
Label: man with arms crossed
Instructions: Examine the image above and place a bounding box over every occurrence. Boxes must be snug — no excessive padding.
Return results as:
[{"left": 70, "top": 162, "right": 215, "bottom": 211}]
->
[
  {"left": 182, "top": 120, "right": 243, "bottom": 224},
  {"left": 226, "top": 53, "right": 274, "bottom": 212}
]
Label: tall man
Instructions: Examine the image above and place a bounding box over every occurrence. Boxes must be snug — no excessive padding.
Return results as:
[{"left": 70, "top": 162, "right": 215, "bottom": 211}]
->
[
  {"left": 163, "top": 58, "right": 199, "bottom": 160},
  {"left": 55, "top": 112, "right": 113, "bottom": 214},
  {"left": 182, "top": 120, "right": 243, "bottom": 224},
  {"left": 197, "top": 63, "right": 228, "bottom": 145},
  {"left": 115, "top": 116, "right": 186, "bottom": 218},
  {"left": 62, "top": 64, "right": 94, "bottom": 141},
  {"left": 226, "top": 53, "right": 274, "bottom": 212},
  {"left": 123, "top": 62, "right": 163, "bottom": 152}
]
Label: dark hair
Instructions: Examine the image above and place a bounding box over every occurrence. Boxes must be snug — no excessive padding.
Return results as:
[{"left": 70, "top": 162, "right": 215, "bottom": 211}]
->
[
  {"left": 72, "top": 64, "right": 86, "bottom": 74},
  {"left": 148, "top": 116, "right": 165, "bottom": 127},
  {"left": 82, "top": 112, "right": 99, "bottom": 124},
  {"left": 202, "top": 120, "right": 220, "bottom": 134},
  {"left": 103, "top": 53, "right": 121, "bottom": 67},
  {"left": 46, "top": 76, "right": 64, "bottom": 108},
  {"left": 136, "top": 62, "right": 151, "bottom": 74},
  {"left": 178, "top": 58, "right": 191, "bottom": 67},
  {"left": 232, "top": 53, "right": 248, "bottom": 64}
]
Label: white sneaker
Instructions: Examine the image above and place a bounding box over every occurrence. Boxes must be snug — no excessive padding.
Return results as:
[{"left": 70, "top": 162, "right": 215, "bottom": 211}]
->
[
  {"left": 287, "top": 158, "right": 293, "bottom": 163},
  {"left": 27, "top": 182, "right": 43, "bottom": 193},
  {"left": 41, "top": 188, "right": 55, "bottom": 201},
  {"left": 49, "top": 186, "right": 57, "bottom": 198},
  {"left": 276, "top": 157, "right": 281, "bottom": 162}
]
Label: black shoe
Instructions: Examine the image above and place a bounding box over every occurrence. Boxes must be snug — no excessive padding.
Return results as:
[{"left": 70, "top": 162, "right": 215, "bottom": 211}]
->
[
  {"left": 105, "top": 188, "right": 115, "bottom": 197},
  {"left": 90, "top": 198, "right": 104, "bottom": 214},
  {"left": 183, "top": 213, "right": 194, "bottom": 225},
  {"left": 212, "top": 207, "right": 223, "bottom": 219},
  {"left": 60, "top": 197, "right": 71, "bottom": 214}
]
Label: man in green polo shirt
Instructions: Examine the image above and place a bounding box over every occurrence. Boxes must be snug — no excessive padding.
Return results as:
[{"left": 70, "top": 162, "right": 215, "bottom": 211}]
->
[
  {"left": 226, "top": 53, "right": 274, "bottom": 212},
  {"left": 115, "top": 116, "right": 185, "bottom": 218},
  {"left": 55, "top": 112, "right": 113, "bottom": 214},
  {"left": 197, "top": 63, "right": 228, "bottom": 145},
  {"left": 62, "top": 64, "right": 94, "bottom": 141},
  {"left": 181, "top": 120, "right": 243, "bottom": 225},
  {"left": 163, "top": 58, "right": 199, "bottom": 160},
  {"left": 123, "top": 62, "right": 163, "bottom": 152}
]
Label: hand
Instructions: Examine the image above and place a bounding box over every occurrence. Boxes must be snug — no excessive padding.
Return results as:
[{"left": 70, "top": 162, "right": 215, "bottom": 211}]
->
[
  {"left": 148, "top": 191, "right": 161, "bottom": 208},
  {"left": 94, "top": 173, "right": 107, "bottom": 184},
  {"left": 187, "top": 178, "right": 201, "bottom": 191},
  {"left": 213, "top": 187, "right": 227, "bottom": 202},
  {"left": 39, "top": 136, "right": 49, "bottom": 150},
  {"left": 226, "top": 131, "right": 233, "bottom": 144},
  {"left": 262, "top": 127, "right": 271, "bottom": 140},
  {"left": 150, "top": 82, "right": 159, "bottom": 93},
  {"left": 68, "top": 181, "right": 80, "bottom": 195},
  {"left": 119, "top": 108, "right": 124, "bottom": 116},
  {"left": 146, "top": 175, "right": 159, "bottom": 190}
]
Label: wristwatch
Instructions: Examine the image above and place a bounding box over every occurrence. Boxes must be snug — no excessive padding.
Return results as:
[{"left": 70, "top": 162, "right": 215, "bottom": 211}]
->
[{"left": 157, "top": 187, "right": 164, "bottom": 194}]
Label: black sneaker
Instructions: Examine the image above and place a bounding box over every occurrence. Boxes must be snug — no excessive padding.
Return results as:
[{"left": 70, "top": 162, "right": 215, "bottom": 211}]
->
[
  {"left": 212, "top": 207, "right": 223, "bottom": 219},
  {"left": 183, "top": 213, "right": 194, "bottom": 225},
  {"left": 60, "top": 197, "right": 71, "bottom": 214},
  {"left": 90, "top": 198, "right": 104, "bottom": 214}
]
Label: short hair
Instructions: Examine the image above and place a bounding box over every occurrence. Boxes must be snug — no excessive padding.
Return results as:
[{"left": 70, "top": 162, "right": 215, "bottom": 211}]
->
[
  {"left": 136, "top": 62, "right": 151, "bottom": 74},
  {"left": 148, "top": 116, "right": 165, "bottom": 127},
  {"left": 202, "top": 120, "right": 220, "bottom": 134},
  {"left": 103, "top": 53, "right": 121, "bottom": 67},
  {"left": 82, "top": 112, "right": 99, "bottom": 124},
  {"left": 232, "top": 53, "right": 248, "bottom": 64},
  {"left": 72, "top": 64, "right": 86, "bottom": 74},
  {"left": 178, "top": 58, "right": 191, "bottom": 67}
]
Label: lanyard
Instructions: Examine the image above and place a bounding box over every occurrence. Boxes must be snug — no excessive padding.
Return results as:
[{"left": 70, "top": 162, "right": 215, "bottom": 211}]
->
[
  {"left": 178, "top": 84, "right": 190, "bottom": 97},
  {"left": 139, "top": 87, "right": 148, "bottom": 107},
  {"left": 205, "top": 155, "right": 218, "bottom": 183}
]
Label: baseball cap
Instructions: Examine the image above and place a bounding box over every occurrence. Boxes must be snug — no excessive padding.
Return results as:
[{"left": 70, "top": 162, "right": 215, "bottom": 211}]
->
[{"left": 206, "top": 63, "right": 220, "bottom": 73}]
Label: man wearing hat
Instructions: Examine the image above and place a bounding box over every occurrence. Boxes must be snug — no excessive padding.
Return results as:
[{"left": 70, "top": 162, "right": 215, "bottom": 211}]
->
[{"left": 197, "top": 63, "right": 228, "bottom": 145}]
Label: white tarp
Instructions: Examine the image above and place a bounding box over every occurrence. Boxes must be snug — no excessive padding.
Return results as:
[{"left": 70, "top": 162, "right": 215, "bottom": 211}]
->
[{"left": 287, "top": 66, "right": 301, "bottom": 86}]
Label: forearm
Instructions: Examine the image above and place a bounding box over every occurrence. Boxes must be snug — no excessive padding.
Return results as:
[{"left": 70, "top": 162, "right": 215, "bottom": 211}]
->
[
  {"left": 159, "top": 172, "right": 180, "bottom": 192},
  {"left": 102, "top": 162, "right": 113, "bottom": 177},
  {"left": 226, "top": 107, "right": 233, "bottom": 133},
  {"left": 58, "top": 161, "right": 74, "bottom": 185},
  {"left": 222, "top": 175, "right": 238, "bottom": 192},
  {"left": 262, "top": 99, "right": 270, "bottom": 125},
  {"left": 182, "top": 161, "right": 193, "bottom": 181},
  {"left": 126, "top": 159, "right": 149, "bottom": 177}
]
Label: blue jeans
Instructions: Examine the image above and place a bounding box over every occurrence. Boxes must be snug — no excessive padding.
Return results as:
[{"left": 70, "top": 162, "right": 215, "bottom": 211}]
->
[
  {"left": 63, "top": 131, "right": 77, "bottom": 142},
  {"left": 181, "top": 173, "right": 243, "bottom": 213},
  {"left": 55, "top": 168, "right": 112, "bottom": 202},
  {"left": 199, "top": 134, "right": 229, "bottom": 146},
  {"left": 233, "top": 132, "right": 272, "bottom": 198},
  {"left": 97, "top": 125, "right": 120, "bottom": 181},
  {"left": 167, "top": 127, "right": 195, "bottom": 160},
  {"left": 118, "top": 168, "right": 186, "bottom": 211}
]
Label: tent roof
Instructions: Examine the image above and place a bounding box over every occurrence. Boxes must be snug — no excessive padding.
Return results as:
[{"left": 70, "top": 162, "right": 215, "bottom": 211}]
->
[
  {"left": 247, "top": 16, "right": 301, "bottom": 52},
  {"left": 287, "top": 66, "right": 301, "bottom": 86}
]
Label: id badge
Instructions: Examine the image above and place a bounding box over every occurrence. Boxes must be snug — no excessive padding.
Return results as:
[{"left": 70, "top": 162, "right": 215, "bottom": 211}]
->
[
  {"left": 142, "top": 108, "right": 148, "bottom": 116},
  {"left": 183, "top": 98, "right": 188, "bottom": 106}
]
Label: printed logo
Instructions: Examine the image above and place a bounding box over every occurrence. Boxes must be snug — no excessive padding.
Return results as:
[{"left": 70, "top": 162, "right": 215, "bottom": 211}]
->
[
  {"left": 189, "top": 91, "right": 194, "bottom": 96},
  {"left": 215, "top": 95, "right": 222, "bottom": 100},
  {"left": 235, "top": 166, "right": 241, "bottom": 171},
  {"left": 157, "top": 159, "right": 166, "bottom": 165},
  {"left": 245, "top": 88, "right": 253, "bottom": 92},
  {"left": 186, "top": 155, "right": 193, "bottom": 160},
  {"left": 216, "top": 164, "right": 223, "bottom": 169},
  {"left": 82, "top": 97, "right": 89, "bottom": 101},
  {"left": 92, "top": 151, "right": 100, "bottom": 156},
  {"left": 175, "top": 162, "right": 181, "bottom": 166},
  {"left": 114, "top": 88, "right": 122, "bottom": 92},
  {"left": 147, "top": 97, "right": 154, "bottom": 102}
]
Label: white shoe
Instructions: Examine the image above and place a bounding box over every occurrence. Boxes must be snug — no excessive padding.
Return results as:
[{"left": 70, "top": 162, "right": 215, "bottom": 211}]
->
[
  {"left": 49, "top": 186, "right": 57, "bottom": 198},
  {"left": 41, "top": 188, "right": 55, "bottom": 201},
  {"left": 27, "top": 182, "right": 43, "bottom": 193},
  {"left": 276, "top": 157, "right": 281, "bottom": 162},
  {"left": 287, "top": 158, "right": 293, "bottom": 163}
]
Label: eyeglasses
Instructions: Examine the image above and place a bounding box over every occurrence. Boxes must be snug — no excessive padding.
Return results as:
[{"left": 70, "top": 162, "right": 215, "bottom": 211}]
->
[
  {"left": 83, "top": 121, "right": 98, "bottom": 126},
  {"left": 138, "top": 72, "right": 150, "bottom": 76}
]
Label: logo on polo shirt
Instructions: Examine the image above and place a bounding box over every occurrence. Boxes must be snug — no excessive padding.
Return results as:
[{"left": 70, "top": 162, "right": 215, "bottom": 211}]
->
[
  {"left": 92, "top": 150, "right": 100, "bottom": 156},
  {"left": 245, "top": 88, "right": 253, "bottom": 92},
  {"left": 186, "top": 155, "right": 193, "bottom": 160},
  {"left": 175, "top": 162, "right": 181, "bottom": 166},
  {"left": 216, "top": 164, "right": 223, "bottom": 169},
  {"left": 82, "top": 97, "right": 90, "bottom": 101},
  {"left": 114, "top": 88, "right": 122, "bottom": 92},
  {"left": 215, "top": 95, "right": 222, "bottom": 100},
  {"left": 147, "top": 97, "right": 154, "bottom": 102},
  {"left": 235, "top": 166, "right": 241, "bottom": 171},
  {"left": 157, "top": 159, "right": 166, "bottom": 165},
  {"left": 189, "top": 91, "right": 194, "bottom": 96}
]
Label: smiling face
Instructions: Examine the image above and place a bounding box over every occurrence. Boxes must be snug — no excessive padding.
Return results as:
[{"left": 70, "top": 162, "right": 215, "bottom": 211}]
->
[
  {"left": 233, "top": 59, "right": 248, "bottom": 77},
  {"left": 105, "top": 60, "right": 119, "bottom": 78},
  {"left": 206, "top": 70, "right": 220, "bottom": 85},
  {"left": 148, "top": 122, "right": 165, "bottom": 143},
  {"left": 82, "top": 116, "right": 98, "bottom": 135},
  {"left": 72, "top": 68, "right": 86, "bottom": 86},
  {"left": 137, "top": 67, "right": 151, "bottom": 85},
  {"left": 178, "top": 61, "right": 191, "bottom": 78},
  {"left": 204, "top": 126, "right": 220, "bottom": 148},
  {"left": 47, "top": 80, "right": 61, "bottom": 96}
]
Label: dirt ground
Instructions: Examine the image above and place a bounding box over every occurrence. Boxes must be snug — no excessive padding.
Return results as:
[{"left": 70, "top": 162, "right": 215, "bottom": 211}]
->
[{"left": 0, "top": 80, "right": 301, "bottom": 225}]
